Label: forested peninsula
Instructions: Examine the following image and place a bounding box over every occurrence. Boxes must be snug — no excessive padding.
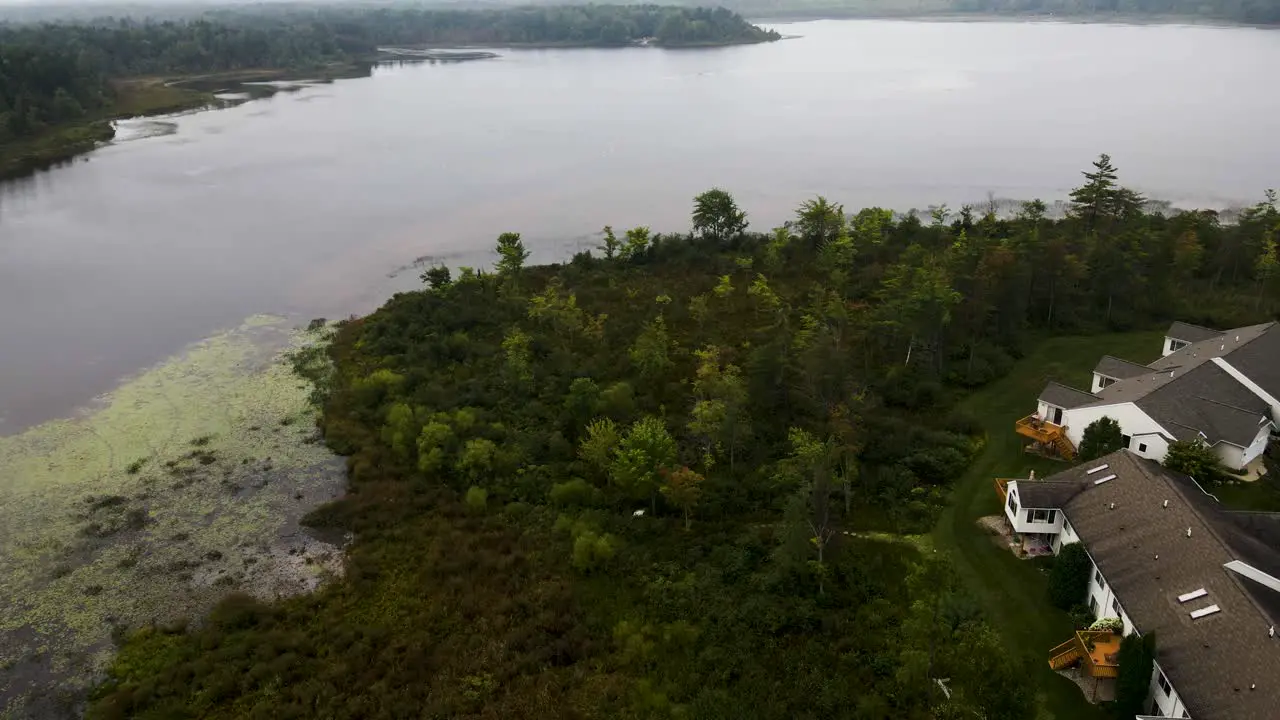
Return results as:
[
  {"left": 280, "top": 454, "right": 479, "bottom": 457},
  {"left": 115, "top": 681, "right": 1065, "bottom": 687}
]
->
[
  {"left": 87, "top": 159, "right": 1280, "bottom": 719},
  {"left": 0, "top": 4, "right": 778, "bottom": 178},
  {"left": 709, "top": 0, "right": 1280, "bottom": 23}
]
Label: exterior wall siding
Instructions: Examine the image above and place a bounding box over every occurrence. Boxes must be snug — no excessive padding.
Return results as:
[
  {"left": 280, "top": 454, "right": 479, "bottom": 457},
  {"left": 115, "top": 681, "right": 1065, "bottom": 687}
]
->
[
  {"left": 1063, "top": 404, "right": 1171, "bottom": 461},
  {"left": 1037, "top": 399, "right": 1066, "bottom": 425},
  {"left": 1149, "top": 661, "right": 1189, "bottom": 718},
  {"left": 1215, "top": 441, "right": 1247, "bottom": 472},
  {"left": 1002, "top": 483, "right": 1065, "bottom": 536},
  {"left": 1239, "top": 423, "right": 1272, "bottom": 468},
  {"left": 1126, "top": 433, "right": 1169, "bottom": 462}
]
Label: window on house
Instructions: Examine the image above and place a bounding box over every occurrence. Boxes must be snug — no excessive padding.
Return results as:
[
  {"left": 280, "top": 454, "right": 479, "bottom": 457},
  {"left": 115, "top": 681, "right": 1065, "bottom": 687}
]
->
[
  {"left": 1089, "top": 596, "right": 1098, "bottom": 615},
  {"left": 1122, "top": 434, "right": 1132, "bottom": 448},
  {"left": 1157, "top": 670, "right": 1172, "bottom": 696},
  {"left": 1095, "top": 569, "right": 1104, "bottom": 588},
  {"left": 1138, "top": 442, "right": 1148, "bottom": 453},
  {"left": 1112, "top": 597, "right": 1122, "bottom": 616},
  {"left": 1170, "top": 339, "right": 1188, "bottom": 351},
  {"left": 1007, "top": 492, "right": 1018, "bottom": 515},
  {"left": 1027, "top": 509, "right": 1054, "bottom": 523},
  {"left": 1099, "top": 376, "right": 1115, "bottom": 388}
]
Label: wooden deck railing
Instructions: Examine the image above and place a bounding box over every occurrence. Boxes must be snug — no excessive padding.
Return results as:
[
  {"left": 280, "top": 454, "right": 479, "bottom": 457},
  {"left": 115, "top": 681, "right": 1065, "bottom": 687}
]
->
[
  {"left": 1048, "top": 630, "right": 1120, "bottom": 678},
  {"left": 1015, "top": 415, "right": 1063, "bottom": 443},
  {"left": 1015, "top": 415, "right": 1077, "bottom": 460},
  {"left": 995, "top": 478, "right": 1009, "bottom": 503},
  {"left": 1048, "top": 638, "right": 1080, "bottom": 671}
]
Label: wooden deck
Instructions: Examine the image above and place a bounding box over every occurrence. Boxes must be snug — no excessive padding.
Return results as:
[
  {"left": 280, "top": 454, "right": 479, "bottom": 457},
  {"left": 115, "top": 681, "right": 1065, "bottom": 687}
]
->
[
  {"left": 1081, "top": 631, "right": 1122, "bottom": 677},
  {"left": 1015, "top": 415, "right": 1077, "bottom": 460},
  {"left": 1048, "top": 630, "right": 1120, "bottom": 679}
]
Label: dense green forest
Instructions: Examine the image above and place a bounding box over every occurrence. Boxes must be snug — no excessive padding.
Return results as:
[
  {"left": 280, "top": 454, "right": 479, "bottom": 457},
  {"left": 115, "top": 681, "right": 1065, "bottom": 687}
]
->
[
  {"left": 86, "top": 158, "right": 1279, "bottom": 719},
  {"left": 675, "top": 0, "right": 1280, "bottom": 22},
  {"left": 0, "top": 4, "right": 776, "bottom": 162}
]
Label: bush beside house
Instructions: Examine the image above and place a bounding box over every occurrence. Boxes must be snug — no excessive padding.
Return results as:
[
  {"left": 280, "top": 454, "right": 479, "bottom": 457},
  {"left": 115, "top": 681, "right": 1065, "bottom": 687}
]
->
[
  {"left": 1047, "top": 542, "right": 1092, "bottom": 610},
  {"left": 1079, "top": 417, "right": 1123, "bottom": 462}
]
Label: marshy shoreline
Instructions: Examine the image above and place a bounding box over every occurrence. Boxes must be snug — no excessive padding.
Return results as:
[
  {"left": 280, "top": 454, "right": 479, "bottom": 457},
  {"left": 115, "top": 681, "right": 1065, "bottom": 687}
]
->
[{"left": 0, "top": 317, "right": 349, "bottom": 719}]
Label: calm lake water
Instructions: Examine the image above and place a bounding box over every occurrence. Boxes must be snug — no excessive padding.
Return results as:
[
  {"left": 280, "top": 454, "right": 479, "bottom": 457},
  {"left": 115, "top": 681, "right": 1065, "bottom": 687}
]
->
[{"left": 2, "top": 18, "right": 1279, "bottom": 434}]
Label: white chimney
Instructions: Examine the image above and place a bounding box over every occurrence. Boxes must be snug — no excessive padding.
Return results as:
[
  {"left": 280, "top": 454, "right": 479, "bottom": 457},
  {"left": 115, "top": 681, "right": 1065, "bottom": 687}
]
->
[
  {"left": 1163, "top": 500, "right": 1169, "bottom": 508},
  {"left": 1110, "top": 503, "right": 1116, "bottom": 510},
  {"left": 1030, "top": 470, "right": 1036, "bottom": 481},
  {"left": 1187, "top": 527, "right": 1193, "bottom": 538},
  {"left": 1270, "top": 626, "right": 1275, "bottom": 638}
]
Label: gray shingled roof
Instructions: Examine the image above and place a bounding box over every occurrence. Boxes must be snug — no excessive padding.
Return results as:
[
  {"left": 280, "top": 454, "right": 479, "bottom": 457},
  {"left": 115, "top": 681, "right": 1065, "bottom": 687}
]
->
[
  {"left": 1149, "top": 322, "right": 1275, "bottom": 373},
  {"left": 1094, "top": 355, "right": 1152, "bottom": 381},
  {"left": 1038, "top": 381, "right": 1099, "bottom": 409},
  {"left": 1215, "top": 322, "right": 1280, "bottom": 402},
  {"left": 1091, "top": 368, "right": 1182, "bottom": 403},
  {"left": 1166, "top": 321, "right": 1223, "bottom": 344},
  {"left": 1201, "top": 511, "right": 1280, "bottom": 623},
  {"left": 1134, "top": 363, "right": 1272, "bottom": 448},
  {"left": 1043, "top": 451, "right": 1280, "bottom": 720},
  {"left": 1079, "top": 324, "right": 1277, "bottom": 448},
  {"left": 1015, "top": 480, "right": 1083, "bottom": 508}
]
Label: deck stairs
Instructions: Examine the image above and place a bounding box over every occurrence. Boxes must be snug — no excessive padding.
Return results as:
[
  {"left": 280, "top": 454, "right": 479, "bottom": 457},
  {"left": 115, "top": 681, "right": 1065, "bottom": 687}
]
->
[{"left": 1048, "top": 638, "right": 1083, "bottom": 671}]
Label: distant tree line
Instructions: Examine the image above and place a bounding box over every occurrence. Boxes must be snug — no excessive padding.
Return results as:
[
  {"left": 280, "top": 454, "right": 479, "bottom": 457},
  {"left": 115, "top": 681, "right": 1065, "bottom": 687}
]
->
[
  {"left": 687, "top": 0, "right": 1280, "bottom": 23},
  {"left": 0, "top": 4, "right": 778, "bottom": 144},
  {"left": 948, "top": 0, "right": 1280, "bottom": 22}
]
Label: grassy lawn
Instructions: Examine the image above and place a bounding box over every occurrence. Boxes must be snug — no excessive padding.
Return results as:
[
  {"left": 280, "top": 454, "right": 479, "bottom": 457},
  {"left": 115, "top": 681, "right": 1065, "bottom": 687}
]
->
[
  {"left": 1215, "top": 478, "right": 1280, "bottom": 512},
  {"left": 933, "top": 329, "right": 1165, "bottom": 720}
]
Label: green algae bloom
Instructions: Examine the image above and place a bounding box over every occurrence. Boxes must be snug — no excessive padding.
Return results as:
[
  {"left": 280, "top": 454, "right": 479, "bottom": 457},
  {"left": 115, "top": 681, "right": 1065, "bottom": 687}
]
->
[{"left": 0, "top": 316, "right": 346, "bottom": 717}]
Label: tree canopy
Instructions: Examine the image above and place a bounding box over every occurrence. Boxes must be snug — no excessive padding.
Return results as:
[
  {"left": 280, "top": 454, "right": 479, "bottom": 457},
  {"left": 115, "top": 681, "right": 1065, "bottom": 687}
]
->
[
  {"left": 1078, "top": 416, "right": 1124, "bottom": 461},
  {"left": 658, "top": 0, "right": 1280, "bottom": 24},
  {"left": 1047, "top": 541, "right": 1092, "bottom": 610},
  {"left": 86, "top": 164, "right": 1280, "bottom": 720},
  {"left": 1164, "top": 438, "right": 1227, "bottom": 483}
]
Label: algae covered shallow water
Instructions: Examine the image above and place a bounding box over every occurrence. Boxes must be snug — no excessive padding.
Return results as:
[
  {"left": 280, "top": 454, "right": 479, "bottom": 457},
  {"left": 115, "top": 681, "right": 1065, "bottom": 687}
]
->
[{"left": 0, "top": 317, "right": 346, "bottom": 717}]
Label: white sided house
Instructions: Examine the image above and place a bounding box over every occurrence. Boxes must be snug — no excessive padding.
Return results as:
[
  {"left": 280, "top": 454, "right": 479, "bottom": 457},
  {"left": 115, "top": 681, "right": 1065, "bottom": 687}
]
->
[
  {"left": 1018, "top": 321, "right": 1279, "bottom": 470},
  {"left": 997, "top": 450, "right": 1280, "bottom": 719}
]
